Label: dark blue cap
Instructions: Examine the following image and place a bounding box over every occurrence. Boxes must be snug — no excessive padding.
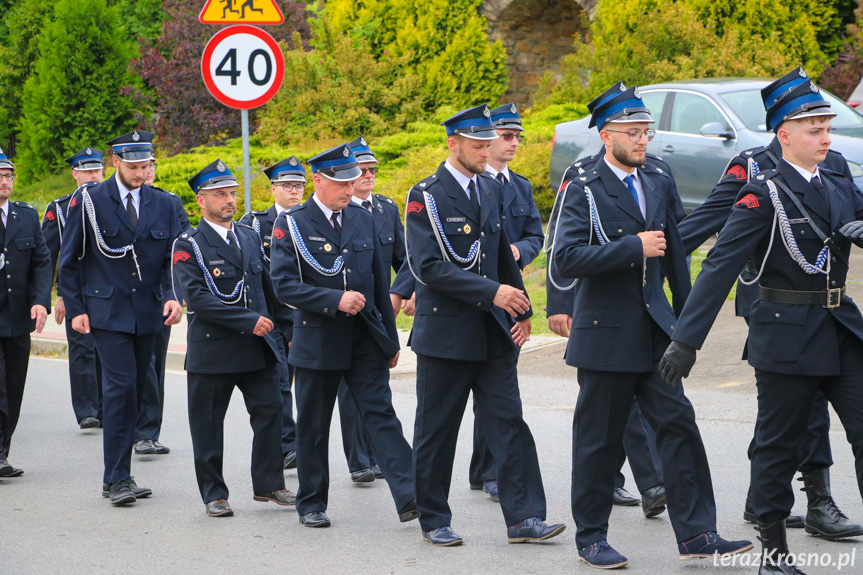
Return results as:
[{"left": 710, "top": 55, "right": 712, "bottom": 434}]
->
[
  {"left": 490, "top": 102, "right": 523, "bottom": 131},
  {"left": 588, "top": 82, "right": 654, "bottom": 130},
  {"left": 0, "top": 146, "right": 13, "bottom": 170},
  {"left": 65, "top": 146, "right": 104, "bottom": 170},
  {"left": 308, "top": 144, "right": 362, "bottom": 182},
  {"left": 761, "top": 67, "right": 810, "bottom": 111},
  {"left": 188, "top": 159, "right": 239, "bottom": 193},
  {"left": 264, "top": 156, "right": 306, "bottom": 183},
  {"left": 441, "top": 104, "right": 498, "bottom": 140},
  {"left": 765, "top": 79, "right": 835, "bottom": 132},
  {"left": 348, "top": 136, "right": 378, "bottom": 164},
  {"left": 106, "top": 130, "right": 154, "bottom": 162}
]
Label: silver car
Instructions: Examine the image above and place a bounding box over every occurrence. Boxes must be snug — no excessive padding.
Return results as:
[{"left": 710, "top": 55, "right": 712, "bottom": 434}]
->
[{"left": 549, "top": 78, "right": 863, "bottom": 210}]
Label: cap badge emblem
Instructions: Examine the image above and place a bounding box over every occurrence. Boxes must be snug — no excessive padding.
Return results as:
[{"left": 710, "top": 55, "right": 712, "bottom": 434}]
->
[
  {"left": 799, "top": 68, "right": 807, "bottom": 78},
  {"left": 810, "top": 83, "right": 819, "bottom": 93},
  {"left": 132, "top": 130, "right": 140, "bottom": 141},
  {"left": 343, "top": 147, "right": 349, "bottom": 157},
  {"left": 633, "top": 87, "right": 640, "bottom": 98},
  {"left": 483, "top": 106, "right": 491, "bottom": 118},
  {"left": 289, "top": 157, "right": 298, "bottom": 166},
  {"left": 360, "top": 138, "right": 367, "bottom": 146},
  {"left": 86, "top": 147, "right": 92, "bottom": 155},
  {"left": 510, "top": 103, "right": 517, "bottom": 114},
  {"left": 217, "top": 161, "right": 226, "bottom": 173}
]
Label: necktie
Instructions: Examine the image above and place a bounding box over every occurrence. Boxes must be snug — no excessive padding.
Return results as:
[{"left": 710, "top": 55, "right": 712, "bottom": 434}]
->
[
  {"left": 226, "top": 229, "right": 242, "bottom": 262},
  {"left": 330, "top": 211, "right": 342, "bottom": 236},
  {"left": 125, "top": 192, "right": 138, "bottom": 230},
  {"left": 811, "top": 175, "right": 828, "bottom": 204},
  {"left": 623, "top": 175, "right": 641, "bottom": 210},
  {"left": 362, "top": 200, "right": 372, "bottom": 213},
  {"left": 0, "top": 209, "right": 5, "bottom": 247},
  {"left": 496, "top": 173, "right": 506, "bottom": 187},
  {"left": 468, "top": 180, "right": 480, "bottom": 212}
]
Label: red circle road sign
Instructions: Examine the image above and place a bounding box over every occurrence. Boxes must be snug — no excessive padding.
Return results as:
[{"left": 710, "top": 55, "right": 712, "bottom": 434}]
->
[{"left": 201, "top": 25, "right": 284, "bottom": 109}]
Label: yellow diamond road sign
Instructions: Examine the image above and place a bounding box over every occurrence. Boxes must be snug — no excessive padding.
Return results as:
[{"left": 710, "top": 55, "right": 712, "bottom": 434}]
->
[{"left": 199, "top": 0, "right": 284, "bottom": 25}]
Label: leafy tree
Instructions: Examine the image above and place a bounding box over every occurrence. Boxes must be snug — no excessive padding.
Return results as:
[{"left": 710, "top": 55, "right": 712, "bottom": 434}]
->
[
  {"left": 16, "top": 0, "right": 138, "bottom": 180},
  {"left": 113, "top": 0, "right": 165, "bottom": 46}
]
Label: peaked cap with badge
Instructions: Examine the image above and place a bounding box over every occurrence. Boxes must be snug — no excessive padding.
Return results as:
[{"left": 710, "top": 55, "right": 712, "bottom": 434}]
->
[
  {"left": 308, "top": 144, "right": 362, "bottom": 182},
  {"left": 441, "top": 104, "right": 498, "bottom": 140},
  {"left": 489, "top": 102, "right": 523, "bottom": 132},
  {"left": 188, "top": 159, "right": 239, "bottom": 193},
  {"left": 65, "top": 147, "right": 104, "bottom": 171},
  {"left": 348, "top": 136, "right": 378, "bottom": 164},
  {"left": 765, "top": 78, "right": 835, "bottom": 132},
  {"left": 106, "top": 130, "right": 155, "bottom": 163},
  {"left": 588, "top": 82, "right": 654, "bottom": 130},
  {"left": 264, "top": 156, "right": 307, "bottom": 184}
]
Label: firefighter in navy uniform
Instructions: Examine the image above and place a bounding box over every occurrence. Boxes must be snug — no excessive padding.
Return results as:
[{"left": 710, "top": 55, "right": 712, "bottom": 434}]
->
[
  {"left": 44, "top": 147, "right": 104, "bottom": 430},
  {"left": 133, "top": 159, "right": 192, "bottom": 456},
  {"left": 239, "top": 156, "right": 304, "bottom": 471},
  {"left": 0, "top": 148, "right": 52, "bottom": 479},
  {"left": 270, "top": 144, "right": 417, "bottom": 529},
  {"left": 403, "top": 104, "right": 565, "bottom": 547},
  {"left": 58, "top": 130, "right": 184, "bottom": 505},
  {"left": 336, "top": 136, "right": 406, "bottom": 484},
  {"left": 553, "top": 84, "right": 752, "bottom": 568},
  {"left": 661, "top": 80, "right": 863, "bottom": 575},
  {"left": 677, "top": 67, "right": 862, "bottom": 538},
  {"left": 172, "top": 159, "right": 296, "bottom": 518}
]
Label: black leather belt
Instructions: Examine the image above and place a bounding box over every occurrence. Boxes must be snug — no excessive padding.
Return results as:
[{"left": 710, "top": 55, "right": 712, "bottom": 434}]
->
[{"left": 759, "top": 286, "right": 845, "bottom": 308}]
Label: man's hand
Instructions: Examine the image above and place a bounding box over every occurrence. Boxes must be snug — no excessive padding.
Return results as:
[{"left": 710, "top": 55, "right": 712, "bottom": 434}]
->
[
  {"left": 163, "top": 300, "right": 183, "bottom": 326},
  {"left": 253, "top": 316, "right": 274, "bottom": 337},
  {"left": 338, "top": 291, "right": 366, "bottom": 315},
  {"left": 511, "top": 244, "right": 521, "bottom": 262},
  {"left": 54, "top": 298, "right": 66, "bottom": 325},
  {"left": 403, "top": 293, "right": 416, "bottom": 317},
  {"left": 389, "top": 350, "right": 400, "bottom": 369},
  {"left": 548, "top": 314, "right": 572, "bottom": 338},
  {"left": 493, "top": 285, "right": 530, "bottom": 317},
  {"left": 659, "top": 341, "right": 697, "bottom": 387},
  {"left": 839, "top": 221, "right": 863, "bottom": 247},
  {"left": 72, "top": 314, "right": 90, "bottom": 334},
  {"left": 638, "top": 231, "right": 666, "bottom": 257},
  {"left": 390, "top": 293, "right": 403, "bottom": 317},
  {"left": 511, "top": 318, "right": 532, "bottom": 346},
  {"left": 31, "top": 305, "right": 48, "bottom": 334}
]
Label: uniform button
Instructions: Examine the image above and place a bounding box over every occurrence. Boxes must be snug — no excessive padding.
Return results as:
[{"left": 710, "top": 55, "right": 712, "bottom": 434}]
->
[
  {"left": 94, "top": 290, "right": 99, "bottom": 294},
  {"left": 831, "top": 281, "right": 837, "bottom": 287},
  {"left": 132, "top": 288, "right": 136, "bottom": 293},
  {"left": 483, "top": 275, "right": 487, "bottom": 278},
  {"left": 302, "top": 321, "right": 307, "bottom": 326},
  {"left": 832, "top": 256, "right": 837, "bottom": 262},
  {"left": 800, "top": 230, "right": 806, "bottom": 236},
  {"left": 775, "top": 313, "right": 781, "bottom": 318},
  {"left": 5, "top": 275, "right": 9, "bottom": 279},
  {"left": 457, "top": 228, "right": 462, "bottom": 232},
  {"left": 363, "top": 243, "right": 367, "bottom": 247},
  {"left": 661, "top": 223, "right": 665, "bottom": 228},
  {"left": 132, "top": 272, "right": 137, "bottom": 277},
  {"left": 206, "top": 333, "right": 210, "bottom": 338},
  {"left": 630, "top": 263, "right": 635, "bottom": 268},
  {"left": 646, "top": 303, "right": 650, "bottom": 308},
  {"left": 388, "top": 237, "right": 392, "bottom": 241},
  {"left": 323, "top": 308, "right": 328, "bottom": 313},
  {"left": 496, "top": 223, "right": 501, "bottom": 228},
  {"left": 671, "top": 325, "right": 675, "bottom": 330},
  {"left": 477, "top": 302, "right": 482, "bottom": 307},
  {"left": 480, "top": 232, "right": 485, "bottom": 238},
  {"left": 593, "top": 320, "right": 598, "bottom": 326},
  {"left": 618, "top": 228, "right": 623, "bottom": 233},
  {"left": 240, "top": 331, "right": 245, "bottom": 335},
  {"left": 433, "top": 307, "right": 438, "bottom": 312},
  {"left": 482, "top": 254, "right": 486, "bottom": 259},
  {"left": 502, "top": 216, "right": 507, "bottom": 221},
  {"left": 347, "top": 269, "right": 352, "bottom": 273},
  {"left": 343, "top": 249, "right": 348, "bottom": 254},
  {"left": 6, "top": 288, "right": 10, "bottom": 292}
]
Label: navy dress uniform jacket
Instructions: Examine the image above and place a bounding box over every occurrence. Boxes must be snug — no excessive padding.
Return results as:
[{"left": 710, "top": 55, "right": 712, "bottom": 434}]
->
[
  {"left": 553, "top": 159, "right": 690, "bottom": 372},
  {"left": 678, "top": 137, "right": 853, "bottom": 318},
  {"left": 497, "top": 170, "right": 544, "bottom": 270},
  {"left": 172, "top": 222, "right": 286, "bottom": 374},
  {"left": 370, "top": 193, "right": 405, "bottom": 281},
  {"left": 43, "top": 191, "right": 77, "bottom": 290},
  {"left": 405, "top": 163, "right": 531, "bottom": 361},
  {"left": 59, "top": 176, "right": 183, "bottom": 335},
  {"left": 270, "top": 198, "right": 400, "bottom": 369},
  {"left": 0, "top": 201, "right": 52, "bottom": 336},
  {"left": 672, "top": 161, "right": 863, "bottom": 377}
]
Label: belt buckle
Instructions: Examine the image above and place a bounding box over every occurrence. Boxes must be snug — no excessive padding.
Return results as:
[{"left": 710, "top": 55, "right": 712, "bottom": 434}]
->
[{"left": 826, "top": 288, "right": 842, "bottom": 309}]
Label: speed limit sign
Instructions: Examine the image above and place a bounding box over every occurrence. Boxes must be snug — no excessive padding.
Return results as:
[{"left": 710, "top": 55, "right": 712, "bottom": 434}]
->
[{"left": 201, "top": 25, "right": 284, "bottom": 109}]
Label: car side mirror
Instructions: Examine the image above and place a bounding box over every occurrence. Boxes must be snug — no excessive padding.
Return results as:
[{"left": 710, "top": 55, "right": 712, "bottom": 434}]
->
[{"left": 700, "top": 122, "right": 734, "bottom": 139}]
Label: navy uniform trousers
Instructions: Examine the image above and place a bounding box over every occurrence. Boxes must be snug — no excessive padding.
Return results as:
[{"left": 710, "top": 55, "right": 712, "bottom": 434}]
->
[
  {"left": 43, "top": 193, "right": 103, "bottom": 423},
  {"left": 678, "top": 137, "right": 843, "bottom": 479}
]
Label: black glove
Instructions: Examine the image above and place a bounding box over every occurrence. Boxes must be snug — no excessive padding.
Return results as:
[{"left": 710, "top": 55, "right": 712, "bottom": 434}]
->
[
  {"left": 659, "top": 341, "right": 696, "bottom": 387},
  {"left": 838, "top": 221, "right": 863, "bottom": 247}
]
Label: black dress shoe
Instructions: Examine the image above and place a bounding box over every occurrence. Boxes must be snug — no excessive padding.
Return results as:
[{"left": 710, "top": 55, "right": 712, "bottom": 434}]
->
[
  {"left": 613, "top": 486, "right": 641, "bottom": 506},
  {"left": 299, "top": 511, "right": 331, "bottom": 528},
  {"left": 0, "top": 459, "right": 14, "bottom": 477},
  {"left": 133, "top": 440, "right": 157, "bottom": 455},
  {"left": 109, "top": 479, "right": 137, "bottom": 505},
  {"left": 398, "top": 499, "right": 418, "bottom": 522},
  {"left": 206, "top": 499, "right": 233, "bottom": 517},
  {"left": 800, "top": 468, "right": 863, "bottom": 540},
  {"left": 152, "top": 441, "right": 170, "bottom": 455},
  {"left": 422, "top": 526, "right": 463, "bottom": 546},
  {"left": 641, "top": 485, "right": 667, "bottom": 518},
  {"left": 351, "top": 468, "right": 375, "bottom": 483},
  {"left": 744, "top": 489, "right": 804, "bottom": 528},
  {"left": 371, "top": 464, "right": 384, "bottom": 479},
  {"left": 254, "top": 489, "right": 297, "bottom": 506},
  {"left": 102, "top": 477, "right": 152, "bottom": 499},
  {"left": 507, "top": 517, "right": 566, "bottom": 543},
  {"left": 7, "top": 467, "right": 23, "bottom": 477},
  {"left": 79, "top": 416, "right": 100, "bottom": 429},
  {"left": 283, "top": 450, "right": 297, "bottom": 470}
]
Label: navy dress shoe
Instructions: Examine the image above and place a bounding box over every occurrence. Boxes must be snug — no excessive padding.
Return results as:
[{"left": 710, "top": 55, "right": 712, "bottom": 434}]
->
[
  {"left": 371, "top": 464, "right": 384, "bottom": 479},
  {"left": 641, "top": 484, "right": 667, "bottom": 518},
  {"left": 300, "top": 511, "right": 331, "bottom": 528},
  {"left": 507, "top": 517, "right": 566, "bottom": 543},
  {"left": 483, "top": 480, "right": 499, "bottom": 501},
  {"left": 350, "top": 468, "right": 375, "bottom": 483},
  {"left": 422, "top": 526, "right": 463, "bottom": 546},
  {"left": 109, "top": 479, "right": 137, "bottom": 505},
  {"left": 0, "top": 459, "right": 13, "bottom": 477},
  {"left": 79, "top": 416, "right": 100, "bottom": 429},
  {"left": 151, "top": 441, "right": 170, "bottom": 455},
  {"left": 678, "top": 531, "right": 753, "bottom": 560},
  {"left": 398, "top": 499, "right": 418, "bottom": 522},
  {"left": 206, "top": 499, "right": 233, "bottom": 517},
  {"left": 283, "top": 450, "right": 297, "bottom": 470},
  {"left": 254, "top": 489, "right": 296, "bottom": 506},
  {"left": 578, "top": 541, "right": 628, "bottom": 569},
  {"left": 133, "top": 440, "right": 157, "bottom": 455},
  {"left": 7, "top": 467, "right": 23, "bottom": 477},
  {"left": 102, "top": 477, "right": 152, "bottom": 498},
  {"left": 612, "top": 486, "right": 641, "bottom": 506}
]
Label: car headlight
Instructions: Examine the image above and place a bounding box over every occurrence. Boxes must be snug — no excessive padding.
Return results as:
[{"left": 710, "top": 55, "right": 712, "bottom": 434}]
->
[{"left": 847, "top": 160, "right": 863, "bottom": 179}]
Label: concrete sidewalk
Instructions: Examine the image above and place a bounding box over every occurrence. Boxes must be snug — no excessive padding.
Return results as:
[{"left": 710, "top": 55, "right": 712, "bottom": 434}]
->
[{"left": 31, "top": 313, "right": 564, "bottom": 375}]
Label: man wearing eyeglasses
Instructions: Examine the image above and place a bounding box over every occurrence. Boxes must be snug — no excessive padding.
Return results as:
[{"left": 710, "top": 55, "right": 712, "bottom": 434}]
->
[
  {"left": 335, "top": 136, "right": 406, "bottom": 485},
  {"left": 44, "top": 147, "right": 105, "bottom": 431},
  {"left": 552, "top": 84, "right": 752, "bottom": 568},
  {"left": 239, "top": 156, "right": 305, "bottom": 471},
  {"left": 0, "top": 147, "right": 52, "bottom": 479},
  {"left": 58, "top": 130, "right": 184, "bottom": 505},
  {"left": 133, "top": 160, "right": 191, "bottom": 457}
]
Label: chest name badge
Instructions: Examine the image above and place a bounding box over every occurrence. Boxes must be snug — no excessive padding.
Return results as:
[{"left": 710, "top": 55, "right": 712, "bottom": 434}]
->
[
  {"left": 308, "top": 236, "right": 326, "bottom": 242},
  {"left": 208, "top": 260, "right": 225, "bottom": 265},
  {"left": 447, "top": 217, "right": 466, "bottom": 223},
  {"left": 463, "top": 224, "right": 472, "bottom": 234}
]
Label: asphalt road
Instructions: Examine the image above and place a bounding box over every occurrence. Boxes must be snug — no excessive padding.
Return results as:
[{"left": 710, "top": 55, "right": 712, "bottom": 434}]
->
[{"left": 4, "top": 253, "right": 863, "bottom": 574}]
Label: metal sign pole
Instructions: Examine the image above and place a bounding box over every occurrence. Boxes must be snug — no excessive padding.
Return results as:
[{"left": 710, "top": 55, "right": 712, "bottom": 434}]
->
[{"left": 241, "top": 109, "right": 252, "bottom": 215}]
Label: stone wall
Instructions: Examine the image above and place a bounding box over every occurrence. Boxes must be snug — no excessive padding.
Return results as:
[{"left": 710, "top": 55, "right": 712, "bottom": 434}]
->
[{"left": 483, "top": 0, "right": 594, "bottom": 107}]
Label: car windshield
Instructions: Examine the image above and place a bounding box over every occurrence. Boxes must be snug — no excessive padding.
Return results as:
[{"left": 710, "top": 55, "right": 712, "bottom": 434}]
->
[{"left": 720, "top": 88, "right": 863, "bottom": 131}]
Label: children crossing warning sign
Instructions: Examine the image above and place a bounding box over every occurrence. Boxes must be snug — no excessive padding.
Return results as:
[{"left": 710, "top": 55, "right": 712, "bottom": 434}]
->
[{"left": 199, "top": 0, "right": 284, "bottom": 25}]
